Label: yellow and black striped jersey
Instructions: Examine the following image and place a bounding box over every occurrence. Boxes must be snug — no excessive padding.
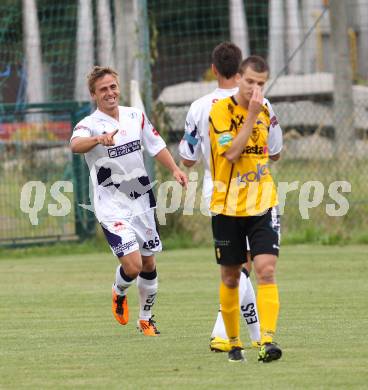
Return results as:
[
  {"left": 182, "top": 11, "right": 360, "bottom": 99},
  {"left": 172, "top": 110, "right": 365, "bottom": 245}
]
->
[{"left": 209, "top": 96, "right": 279, "bottom": 216}]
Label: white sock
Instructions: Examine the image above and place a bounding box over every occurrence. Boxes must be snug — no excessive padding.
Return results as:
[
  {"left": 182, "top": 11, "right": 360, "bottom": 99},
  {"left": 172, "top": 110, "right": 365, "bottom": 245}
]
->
[
  {"left": 113, "top": 265, "right": 135, "bottom": 295},
  {"left": 137, "top": 272, "right": 158, "bottom": 321},
  {"left": 211, "top": 272, "right": 260, "bottom": 343},
  {"left": 211, "top": 310, "right": 227, "bottom": 339},
  {"left": 240, "top": 272, "right": 261, "bottom": 343},
  {"left": 238, "top": 270, "right": 248, "bottom": 301}
]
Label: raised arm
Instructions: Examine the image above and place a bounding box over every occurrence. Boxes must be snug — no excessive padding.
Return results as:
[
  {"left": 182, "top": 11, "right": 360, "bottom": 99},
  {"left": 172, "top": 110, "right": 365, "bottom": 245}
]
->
[
  {"left": 70, "top": 129, "right": 118, "bottom": 153},
  {"left": 224, "top": 86, "right": 263, "bottom": 163}
]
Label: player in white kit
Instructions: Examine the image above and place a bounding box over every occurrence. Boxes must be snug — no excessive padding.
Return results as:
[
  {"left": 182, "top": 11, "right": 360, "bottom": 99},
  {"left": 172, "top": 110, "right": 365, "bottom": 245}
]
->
[
  {"left": 179, "top": 43, "right": 282, "bottom": 351},
  {"left": 71, "top": 66, "right": 187, "bottom": 336}
]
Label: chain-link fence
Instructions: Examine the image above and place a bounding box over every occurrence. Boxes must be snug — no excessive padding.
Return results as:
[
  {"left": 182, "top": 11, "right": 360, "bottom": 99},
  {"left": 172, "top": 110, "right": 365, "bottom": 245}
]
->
[
  {"left": 0, "top": 0, "right": 367, "bottom": 245},
  {"left": 151, "top": 0, "right": 368, "bottom": 244},
  {"left": 0, "top": 102, "right": 94, "bottom": 245}
]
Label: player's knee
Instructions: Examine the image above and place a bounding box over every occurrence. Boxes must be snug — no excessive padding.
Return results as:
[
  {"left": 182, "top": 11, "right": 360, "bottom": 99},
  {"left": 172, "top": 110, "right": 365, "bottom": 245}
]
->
[
  {"left": 141, "top": 255, "right": 156, "bottom": 273},
  {"left": 123, "top": 262, "right": 142, "bottom": 279},
  {"left": 221, "top": 265, "right": 242, "bottom": 288},
  {"left": 223, "top": 279, "right": 239, "bottom": 289},
  {"left": 222, "top": 275, "right": 240, "bottom": 288},
  {"left": 256, "top": 265, "right": 275, "bottom": 284}
]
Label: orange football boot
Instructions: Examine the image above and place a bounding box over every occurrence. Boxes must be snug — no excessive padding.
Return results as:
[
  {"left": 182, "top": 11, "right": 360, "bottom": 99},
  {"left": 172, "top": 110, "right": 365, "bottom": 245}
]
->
[
  {"left": 112, "top": 287, "right": 129, "bottom": 325},
  {"left": 137, "top": 316, "right": 160, "bottom": 336}
]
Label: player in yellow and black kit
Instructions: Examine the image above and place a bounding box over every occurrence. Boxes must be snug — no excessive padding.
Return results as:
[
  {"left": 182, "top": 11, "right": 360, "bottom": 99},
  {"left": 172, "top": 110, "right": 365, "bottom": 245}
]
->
[{"left": 209, "top": 56, "right": 282, "bottom": 363}]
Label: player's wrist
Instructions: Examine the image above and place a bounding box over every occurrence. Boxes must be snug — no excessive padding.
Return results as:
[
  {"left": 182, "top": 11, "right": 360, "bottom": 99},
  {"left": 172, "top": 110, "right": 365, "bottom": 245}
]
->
[
  {"left": 246, "top": 110, "right": 259, "bottom": 120},
  {"left": 171, "top": 166, "right": 180, "bottom": 175}
]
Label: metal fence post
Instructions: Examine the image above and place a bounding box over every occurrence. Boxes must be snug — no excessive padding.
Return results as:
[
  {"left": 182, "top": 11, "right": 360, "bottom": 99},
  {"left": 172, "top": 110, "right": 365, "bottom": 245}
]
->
[
  {"left": 71, "top": 102, "right": 95, "bottom": 240},
  {"left": 137, "top": 0, "right": 155, "bottom": 183},
  {"left": 329, "top": 0, "right": 355, "bottom": 159}
]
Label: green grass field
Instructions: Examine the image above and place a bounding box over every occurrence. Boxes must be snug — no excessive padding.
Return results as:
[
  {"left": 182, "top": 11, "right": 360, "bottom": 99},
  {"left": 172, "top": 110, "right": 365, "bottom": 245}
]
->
[{"left": 1, "top": 245, "right": 367, "bottom": 389}]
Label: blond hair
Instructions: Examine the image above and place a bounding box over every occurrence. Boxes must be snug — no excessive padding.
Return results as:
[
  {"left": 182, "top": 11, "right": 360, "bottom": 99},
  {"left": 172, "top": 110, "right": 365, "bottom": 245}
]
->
[{"left": 87, "top": 66, "right": 119, "bottom": 93}]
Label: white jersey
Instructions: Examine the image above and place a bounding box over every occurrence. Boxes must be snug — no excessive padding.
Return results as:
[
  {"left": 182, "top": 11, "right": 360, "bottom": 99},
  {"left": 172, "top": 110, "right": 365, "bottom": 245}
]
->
[
  {"left": 71, "top": 106, "right": 166, "bottom": 222},
  {"left": 179, "top": 88, "right": 283, "bottom": 201}
]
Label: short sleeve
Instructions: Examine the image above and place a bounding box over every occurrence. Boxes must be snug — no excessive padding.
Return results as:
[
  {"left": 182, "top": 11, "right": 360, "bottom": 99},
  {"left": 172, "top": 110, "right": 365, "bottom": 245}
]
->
[
  {"left": 209, "top": 102, "right": 236, "bottom": 155},
  {"left": 265, "top": 100, "right": 283, "bottom": 156},
  {"left": 178, "top": 104, "right": 202, "bottom": 161},
  {"left": 70, "top": 120, "right": 92, "bottom": 141},
  {"left": 141, "top": 112, "right": 166, "bottom": 157}
]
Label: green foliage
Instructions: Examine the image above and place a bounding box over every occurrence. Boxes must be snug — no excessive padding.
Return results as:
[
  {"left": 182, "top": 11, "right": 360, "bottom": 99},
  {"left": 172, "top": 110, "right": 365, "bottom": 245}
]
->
[
  {"left": 151, "top": 100, "right": 174, "bottom": 138},
  {"left": 0, "top": 237, "right": 108, "bottom": 259},
  {"left": 148, "top": 10, "right": 159, "bottom": 66},
  {"left": 282, "top": 226, "right": 352, "bottom": 246},
  {"left": 282, "top": 226, "right": 324, "bottom": 245},
  {"left": 150, "top": 100, "right": 198, "bottom": 243},
  {"left": 20, "top": 145, "right": 63, "bottom": 182},
  {"left": 355, "top": 232, "right": 368, "bottom": 244},
  {"left": 160, "top": 231, "right": 207, "bottom": 250}
]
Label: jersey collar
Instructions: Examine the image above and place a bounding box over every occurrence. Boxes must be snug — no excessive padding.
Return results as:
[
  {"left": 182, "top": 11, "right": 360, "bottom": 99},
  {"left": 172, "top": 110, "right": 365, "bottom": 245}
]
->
[
  {"left": 214, "top": 87, "right": 238, "bottom": 96},
  {"left": 93, "top": 108, "right": 121, "bottom": 126},
  {"left": 230, "top": 95, "right": 238, "bottom": 105}
]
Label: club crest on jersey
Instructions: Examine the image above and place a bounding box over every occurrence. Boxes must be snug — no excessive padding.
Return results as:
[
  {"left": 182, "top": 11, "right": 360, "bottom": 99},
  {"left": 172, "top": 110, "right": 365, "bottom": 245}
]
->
[
  {"left": 129, "top": 112, "right": 138, "bottom": 119},
  {"left": 251, "top": 127, "right": 260, "bottom": 143},
  {"left": 146, "top": 228, "right": 153, "bottom": 236},
  {"left": 120, "top": 129, "right": 127, "bottom": 136}
]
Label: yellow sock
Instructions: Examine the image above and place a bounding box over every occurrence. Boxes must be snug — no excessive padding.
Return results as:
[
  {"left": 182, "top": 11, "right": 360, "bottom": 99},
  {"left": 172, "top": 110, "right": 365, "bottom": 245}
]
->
[
  {"left": 219, "top": 282, "right": 241, "bottom": 348},
  {"left": 257, "top": 284, "right": 280, "bottom": 344}
]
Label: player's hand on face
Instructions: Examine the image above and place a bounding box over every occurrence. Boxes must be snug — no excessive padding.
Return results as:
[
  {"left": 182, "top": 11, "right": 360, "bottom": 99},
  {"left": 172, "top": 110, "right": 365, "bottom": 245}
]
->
[
  {"left": 97, "top": 129, "right": 119, "bottom": 146},
  {"left": 173, "top": 168, "right": 188, "bottom": 188},
  {"left": 248, "top": 85, "right": 263, "bottom": 117}
]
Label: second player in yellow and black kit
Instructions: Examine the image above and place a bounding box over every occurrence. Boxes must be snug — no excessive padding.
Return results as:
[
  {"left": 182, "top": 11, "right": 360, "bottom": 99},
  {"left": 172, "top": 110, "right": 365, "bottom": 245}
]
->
[
  {"left": 209, "top": 94, "right": 281, "bottom": 260},
  {"left": 209, "top": 55, "right": 283, "bottom": 363},
  {"left": 209, "top": 95, "right": 278, "bottom": 217}
]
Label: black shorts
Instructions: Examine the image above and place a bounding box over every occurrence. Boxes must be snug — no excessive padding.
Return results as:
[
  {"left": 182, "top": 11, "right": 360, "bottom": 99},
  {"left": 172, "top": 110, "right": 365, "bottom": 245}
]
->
[{"left": 211, "top": 207, "right": 280, "bottom": 266}]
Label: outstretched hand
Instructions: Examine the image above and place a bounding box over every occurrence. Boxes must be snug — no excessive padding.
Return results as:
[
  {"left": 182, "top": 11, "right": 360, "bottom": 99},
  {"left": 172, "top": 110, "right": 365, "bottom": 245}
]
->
[
  {"left": 173, "top": 168, "right": 188, "bottom": 188},
  {"left": 97, "top": 129, "right": 119, "bottom": 146}
]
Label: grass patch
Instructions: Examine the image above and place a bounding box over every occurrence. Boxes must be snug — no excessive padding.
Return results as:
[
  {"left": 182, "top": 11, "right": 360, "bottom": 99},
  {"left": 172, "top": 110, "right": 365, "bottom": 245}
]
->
[
  {"left": 0, "top": 237, "right": 107, "bottom": 259},
  {"left": 0, "top": 245, "right": 367, "bottom": 389}
]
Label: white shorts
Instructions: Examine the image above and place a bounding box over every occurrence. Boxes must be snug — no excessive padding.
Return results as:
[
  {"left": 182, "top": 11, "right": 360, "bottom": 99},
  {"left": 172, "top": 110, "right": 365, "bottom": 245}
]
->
[{"left": 100, "top": 209, "right": 162, "bottom": 258}]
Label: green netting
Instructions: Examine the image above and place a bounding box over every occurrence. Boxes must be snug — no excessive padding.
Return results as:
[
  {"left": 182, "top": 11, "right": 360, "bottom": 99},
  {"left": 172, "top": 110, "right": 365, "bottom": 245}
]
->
[
  {"left": 148, "top": 0, "right": 269, "bottom": 94},
  {"left": 0, "top": 1, "right": 78, "bottom": 103},
  {"left": 149, "top": 0, "right": 368, "bottom": 243},
  {"left": 0, "top": 1, "right": 367, "bottom": 245},
  {"left": 0, "top": 102, "right": 94, "bottom": 245}
]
